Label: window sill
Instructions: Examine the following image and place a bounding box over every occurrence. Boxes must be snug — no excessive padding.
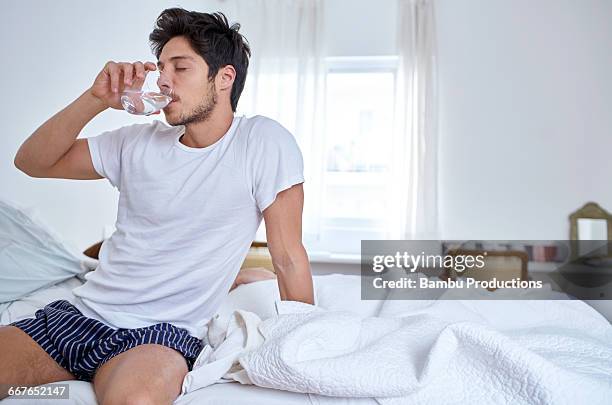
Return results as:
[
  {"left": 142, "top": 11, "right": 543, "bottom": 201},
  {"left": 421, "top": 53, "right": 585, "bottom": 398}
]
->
[{"left": 307, "top": 251, "right": 362, "bottom": 264}]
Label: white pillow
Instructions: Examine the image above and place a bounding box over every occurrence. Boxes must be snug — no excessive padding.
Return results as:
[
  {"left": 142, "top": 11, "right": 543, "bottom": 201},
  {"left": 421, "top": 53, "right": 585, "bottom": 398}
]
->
[
  {"left": 213, "top": 273, "right": 383, "bottom": 324},
  {"left": 215, "top": 279, "right": 280, "bottom": 324},
  {"left": 0, "top": 199, "right": 87, "bottom": 303}
]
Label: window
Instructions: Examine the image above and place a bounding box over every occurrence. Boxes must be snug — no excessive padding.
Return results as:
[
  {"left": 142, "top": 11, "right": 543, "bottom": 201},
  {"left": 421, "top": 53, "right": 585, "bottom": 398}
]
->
[
  {"left": 250, "top": 56, "right": 401, "bottom": 259},
  {"left": 315, "top": 56, "right": 399, "bottom": 256}
]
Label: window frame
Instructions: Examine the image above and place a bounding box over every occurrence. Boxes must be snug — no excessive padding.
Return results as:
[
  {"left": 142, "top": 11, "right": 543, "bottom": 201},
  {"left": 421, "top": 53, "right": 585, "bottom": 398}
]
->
[{"left": 306, "top": 55, "right": 400, "bottom": 259}]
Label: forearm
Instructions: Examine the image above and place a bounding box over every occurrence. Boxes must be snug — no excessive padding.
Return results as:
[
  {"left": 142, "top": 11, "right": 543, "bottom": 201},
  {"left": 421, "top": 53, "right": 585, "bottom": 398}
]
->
[
  {"left": 14, "top": 89, "right": 106, "bottom": 173},
  {"left": 274, "top": 249, "right": 314, "bottom": 304}
]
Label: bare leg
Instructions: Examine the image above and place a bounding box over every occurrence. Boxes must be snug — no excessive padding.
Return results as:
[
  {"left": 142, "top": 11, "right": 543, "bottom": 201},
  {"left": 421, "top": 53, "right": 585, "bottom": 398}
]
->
[
  {"left": 93, "top": 343, "right": 188, "bottom": 405},
  {"left": 0, "top": 326, "right": 76, "bottom": 399}
]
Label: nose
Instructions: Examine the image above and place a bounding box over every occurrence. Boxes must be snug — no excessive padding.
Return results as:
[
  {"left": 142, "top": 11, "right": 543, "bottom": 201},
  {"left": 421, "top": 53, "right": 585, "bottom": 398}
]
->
[{"left": 157, "top": 70, "right": 173, "bottom": 96}]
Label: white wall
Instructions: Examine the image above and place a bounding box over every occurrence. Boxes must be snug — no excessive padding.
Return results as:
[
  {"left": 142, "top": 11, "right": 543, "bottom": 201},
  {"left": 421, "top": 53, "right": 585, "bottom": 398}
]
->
[
  {"left": 1, "top": 0, "right": 611, "bottom": 258},
  {"left": 1, "top": 0, "right": 212, "bottom": 251},
  {"left": 436, "top": 0, "right": 612, "bottom": 240},
  {"left": 0, "top": 0, "right": 395, "bottom": 255}
]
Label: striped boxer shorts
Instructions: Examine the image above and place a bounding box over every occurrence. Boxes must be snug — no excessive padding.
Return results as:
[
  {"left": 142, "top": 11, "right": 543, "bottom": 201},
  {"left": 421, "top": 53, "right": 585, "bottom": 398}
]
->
[{"left": 9, "top": 299, "right": 204, "bottom": 382}]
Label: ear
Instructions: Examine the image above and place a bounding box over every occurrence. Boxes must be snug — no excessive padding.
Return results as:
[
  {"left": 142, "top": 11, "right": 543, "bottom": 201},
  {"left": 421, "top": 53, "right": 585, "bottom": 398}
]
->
[{"left": 217, "top": 65, "right": 236, "bottom": 91}]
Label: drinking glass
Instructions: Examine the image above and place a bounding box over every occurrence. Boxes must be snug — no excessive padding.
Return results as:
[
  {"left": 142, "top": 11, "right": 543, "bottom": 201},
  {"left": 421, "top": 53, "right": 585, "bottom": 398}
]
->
[{"left": 120, "top": 70, "right": 173, "bottom": 115}]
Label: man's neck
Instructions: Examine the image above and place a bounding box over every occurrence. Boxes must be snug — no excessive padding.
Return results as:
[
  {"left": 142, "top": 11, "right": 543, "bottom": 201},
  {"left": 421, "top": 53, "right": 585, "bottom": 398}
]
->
[{"left": 181, "top": 108, "right": 235, "bottom": 149}]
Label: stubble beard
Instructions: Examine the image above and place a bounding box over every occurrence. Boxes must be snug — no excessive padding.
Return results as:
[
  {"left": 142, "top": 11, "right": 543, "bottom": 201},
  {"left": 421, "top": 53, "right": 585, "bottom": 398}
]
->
[{"left": 169, "top": 83, "right": 218, "bottom": 126}]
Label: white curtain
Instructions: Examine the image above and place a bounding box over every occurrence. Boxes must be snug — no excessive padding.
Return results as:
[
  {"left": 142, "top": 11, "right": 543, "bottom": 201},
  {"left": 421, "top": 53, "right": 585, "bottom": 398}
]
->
[
  {"left": 220, "top": 0, "right": 326, "bottom": 247},
  {"left": 215, "top": 0, "right": 438, "bottom": 250},
  {"left": 391, "top": 0, "right": 439, "bottom": 240}
]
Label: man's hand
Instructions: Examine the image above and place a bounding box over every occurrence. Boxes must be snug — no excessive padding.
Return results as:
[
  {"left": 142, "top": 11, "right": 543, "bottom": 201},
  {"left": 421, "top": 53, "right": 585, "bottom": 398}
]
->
[
  {"left": 89, "top": 61, "right": 157, "bottom": 110},
  {"left": 230, "top": 267, "right": 277, "bottom": 292}
]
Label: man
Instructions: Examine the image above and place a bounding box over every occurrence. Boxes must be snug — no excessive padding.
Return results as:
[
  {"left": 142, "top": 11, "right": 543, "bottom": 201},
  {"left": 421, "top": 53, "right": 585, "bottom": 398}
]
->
[{"left": 1, "top": 8, "right": 313, "bottom": 404}]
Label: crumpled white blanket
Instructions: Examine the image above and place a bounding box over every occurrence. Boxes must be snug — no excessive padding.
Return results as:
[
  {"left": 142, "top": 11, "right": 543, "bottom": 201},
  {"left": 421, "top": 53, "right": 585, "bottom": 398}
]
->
[
  {"left": 182, "top": 298, "right": 612, "bottom": 405},
  {"left": 180, "top": 309, "right": 264, "bottom": 395}
]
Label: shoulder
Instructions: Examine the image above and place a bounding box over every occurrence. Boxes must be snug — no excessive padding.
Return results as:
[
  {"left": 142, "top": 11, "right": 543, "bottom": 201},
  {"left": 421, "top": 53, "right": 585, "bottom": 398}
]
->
[
  {"left": 246, "top": 115, "right": 287, "bottom": 130},
  {"left": 241, "top": 115, "right": 297, "bottom": 147}
]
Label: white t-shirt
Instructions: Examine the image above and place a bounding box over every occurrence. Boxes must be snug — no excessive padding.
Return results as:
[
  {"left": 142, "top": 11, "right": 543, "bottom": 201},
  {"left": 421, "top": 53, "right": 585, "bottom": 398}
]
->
[{"left": 71, "top": 115, "right": 304, "bottom": 339}]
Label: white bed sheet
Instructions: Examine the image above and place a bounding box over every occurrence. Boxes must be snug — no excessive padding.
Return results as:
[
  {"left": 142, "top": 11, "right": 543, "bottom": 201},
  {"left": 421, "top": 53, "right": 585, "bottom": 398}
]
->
[
  {"left": 0, "top": 276, "right": 377, "bottom": 405},
  {"left": 1, "top": 380, "right": 375, "bottom": 405}
]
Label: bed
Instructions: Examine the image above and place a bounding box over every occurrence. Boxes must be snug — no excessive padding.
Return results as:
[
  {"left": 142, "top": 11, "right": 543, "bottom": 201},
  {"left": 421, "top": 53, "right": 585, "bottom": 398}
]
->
[
  {"left": 1, "top": 200, "right": 611, "bottom": 404},
  {"left": 3, "top": 271, "right": 612, "bottom": 405},
  {"left": 0, "top": 274, "right": 377, "bottom": 405}
]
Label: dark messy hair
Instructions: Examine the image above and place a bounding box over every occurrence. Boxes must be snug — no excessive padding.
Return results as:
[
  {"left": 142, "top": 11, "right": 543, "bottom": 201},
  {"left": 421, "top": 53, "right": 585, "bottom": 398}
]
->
[{"left": 149, "top": 8, "right": 251, "bottom": 112}]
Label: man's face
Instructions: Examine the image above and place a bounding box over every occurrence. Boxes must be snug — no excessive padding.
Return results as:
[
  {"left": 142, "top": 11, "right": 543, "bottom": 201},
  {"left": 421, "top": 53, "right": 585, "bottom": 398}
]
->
[{"left": 157, "top": 36, "right": 217, "bottom": 126}]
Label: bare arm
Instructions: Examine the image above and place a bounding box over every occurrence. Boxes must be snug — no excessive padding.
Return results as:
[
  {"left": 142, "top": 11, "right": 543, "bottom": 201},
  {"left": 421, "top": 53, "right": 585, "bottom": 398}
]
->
[
  {"left": 263, "top": 183, "right": 314, "bottom": 304},
  {"left": 14, "top": 61, "right": 156, "bottom": 179},
  {"left": 14, "top": 90, "right": 106, "bottom": 178}
]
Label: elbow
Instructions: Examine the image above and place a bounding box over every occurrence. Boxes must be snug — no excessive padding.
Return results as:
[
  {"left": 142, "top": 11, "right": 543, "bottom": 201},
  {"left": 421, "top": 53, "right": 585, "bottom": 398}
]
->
[
  {"left": 14, "top": 152, "right": 27, "bottom": 173},
  {"left": 14, "top": 152, "right": 40, "bottom": 177}
]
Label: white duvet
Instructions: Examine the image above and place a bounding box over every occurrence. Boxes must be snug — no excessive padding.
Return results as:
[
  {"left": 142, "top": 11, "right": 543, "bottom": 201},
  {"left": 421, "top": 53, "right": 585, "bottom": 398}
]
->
[
  {"left": 3, "top": 270, "right": 612, "bottom": 405},
  {"left": 183, "top": 285, "right": 612, "bottom": 405}
]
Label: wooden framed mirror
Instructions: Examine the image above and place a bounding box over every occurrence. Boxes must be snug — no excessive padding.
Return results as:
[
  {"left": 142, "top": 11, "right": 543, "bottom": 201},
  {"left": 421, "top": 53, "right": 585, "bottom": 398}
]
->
[
  {"left": 569, "top": 202, "right": 612, "bottom": 262},
  {"left": 569, "top": 202, "right": 612, "bottom": 241}
]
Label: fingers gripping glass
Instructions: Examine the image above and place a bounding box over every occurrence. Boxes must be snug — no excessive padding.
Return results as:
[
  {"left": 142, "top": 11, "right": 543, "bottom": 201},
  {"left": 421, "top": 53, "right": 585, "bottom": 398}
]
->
[{"left": 120, "top": 70, "right": 173, "bottom": 116}]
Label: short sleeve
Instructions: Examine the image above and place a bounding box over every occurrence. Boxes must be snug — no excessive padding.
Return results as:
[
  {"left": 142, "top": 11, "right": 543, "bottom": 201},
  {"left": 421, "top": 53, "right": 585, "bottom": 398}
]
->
[
  {"left": 247, "top": 118, "right": 305, "bottom": 213},
  {"left": 87, "top": 124, "right": 144, "bottom": 191}
]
